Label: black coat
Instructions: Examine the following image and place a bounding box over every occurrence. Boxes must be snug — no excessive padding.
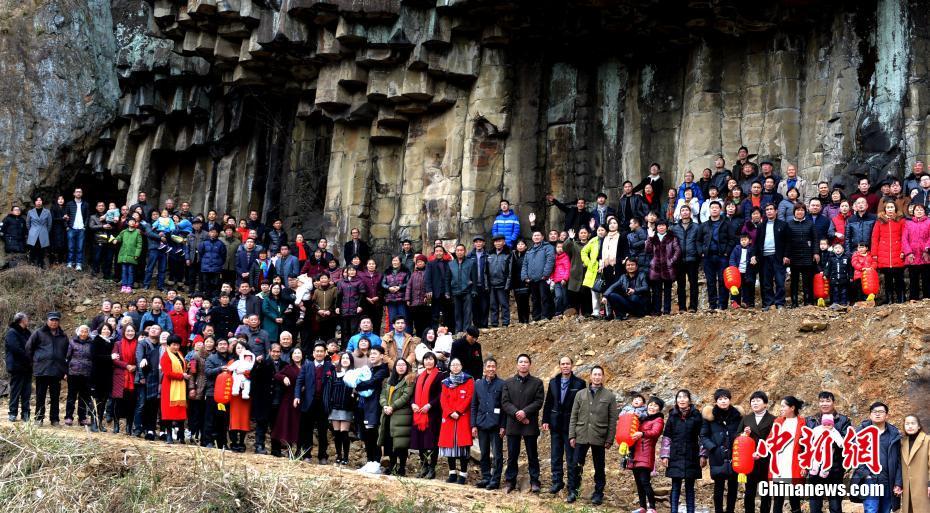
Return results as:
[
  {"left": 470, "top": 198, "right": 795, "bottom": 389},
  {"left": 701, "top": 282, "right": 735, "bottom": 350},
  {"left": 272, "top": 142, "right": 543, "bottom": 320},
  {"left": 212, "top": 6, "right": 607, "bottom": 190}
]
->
[
  {"left": 542, "top": 374, "right": 586, "bottom": 433},
  {"left": 343, "top": 239, "right": 370, "bottom": 266},
  {"left": 1, "top": 214, "right": 27, "bottom": 253},
  {"left": 699, "top": 218, "right": 732, "bottom": 257},
  {"left": 806, "top": 412, "right": 853, "bottom": 480},
  {"left": 295, "top": 360, "right": 336, "bottom": 412},
  {"left": 251, "top": 357, "right": 285, "bottom": 420},
  {"left": 471, "top": 375, "right": 505, "bottom": 430},
  {"left": 785, "top": 217, "right": 817, "bottom": 267},
  {"left": 670, "top": 221, "right": 701, "bottom": 262},
  {"left": 617, "top": 194, "right": 649, "bottom": 226},
  {"left": 551, "top": 199, "right": 593, "bottom": 233},
  {"left": 25, "top": 325, "right": 69, "bottom": 377},
  {"left": 510, "top": 250, "right": 528, "bottom": 293},
  {"left": 700, "top": 405, "right": 744, "bottom": 478},
  {"left": 425, "top": 259, "right": 449, "bottom": 297},
  {"left": 501, "top": 373, "right": 545, "bottom": 436},
  {"left": 209, "top": 304, "right": 240, "bottom": 339},
  {"left": 4, "top": 325, "right": 32, "bottom": 374},
  {"left": 663, "top": 406, "right": 704, "bottom": 479},
  {"left": 89, "top": 334, "right": 114, "bottom": 397},
  {"left": 753, "top": 219, "right": 790, "bottom": 262},
  {"left": 450, "top": 338, "right": 482, "bottom": 378},
  {"left": 327, "top": 369, "right": 357, "bottom": 413}
]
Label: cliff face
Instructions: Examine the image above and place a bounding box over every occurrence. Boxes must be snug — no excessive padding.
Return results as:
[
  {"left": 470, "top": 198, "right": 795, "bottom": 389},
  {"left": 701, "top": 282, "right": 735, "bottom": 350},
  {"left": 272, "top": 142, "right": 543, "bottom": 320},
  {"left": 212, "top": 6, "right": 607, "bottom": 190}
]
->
[{"left": 6, "top": 0, "right": 930, "bottom": 259}]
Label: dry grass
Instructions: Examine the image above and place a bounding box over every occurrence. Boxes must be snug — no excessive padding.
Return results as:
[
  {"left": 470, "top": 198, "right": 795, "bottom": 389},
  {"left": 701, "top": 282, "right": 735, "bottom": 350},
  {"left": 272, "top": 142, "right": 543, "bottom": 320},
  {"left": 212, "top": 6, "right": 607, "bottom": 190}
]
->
[{"left": 0, "top": 424, "right": 454, "bottom": 513}]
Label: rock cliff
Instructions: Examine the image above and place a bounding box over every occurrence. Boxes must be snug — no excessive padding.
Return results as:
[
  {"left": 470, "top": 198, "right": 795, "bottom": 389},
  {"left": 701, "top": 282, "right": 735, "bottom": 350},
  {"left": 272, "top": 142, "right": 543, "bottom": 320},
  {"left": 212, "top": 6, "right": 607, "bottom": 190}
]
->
[{"left": 5, "top": 0, "right": 930, "bottom": 260}]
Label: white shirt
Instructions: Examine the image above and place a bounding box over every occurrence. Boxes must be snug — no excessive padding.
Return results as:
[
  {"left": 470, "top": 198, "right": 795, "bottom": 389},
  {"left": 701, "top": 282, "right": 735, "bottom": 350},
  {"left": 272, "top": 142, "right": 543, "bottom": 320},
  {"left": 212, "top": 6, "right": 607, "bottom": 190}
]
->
[
  {"left": 774, "top": 417, "right": 799, "bottom": 479},
  {"left": 73, "top": 199, "right": 85, "bottom": 230}
]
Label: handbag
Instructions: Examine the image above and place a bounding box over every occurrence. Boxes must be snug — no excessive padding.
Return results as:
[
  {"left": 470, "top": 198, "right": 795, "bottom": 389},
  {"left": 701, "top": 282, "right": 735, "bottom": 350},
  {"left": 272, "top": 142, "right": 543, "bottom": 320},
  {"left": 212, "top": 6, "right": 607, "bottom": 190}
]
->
[{"left": 592, "top": 273, "right": 607, "bottom": 293}]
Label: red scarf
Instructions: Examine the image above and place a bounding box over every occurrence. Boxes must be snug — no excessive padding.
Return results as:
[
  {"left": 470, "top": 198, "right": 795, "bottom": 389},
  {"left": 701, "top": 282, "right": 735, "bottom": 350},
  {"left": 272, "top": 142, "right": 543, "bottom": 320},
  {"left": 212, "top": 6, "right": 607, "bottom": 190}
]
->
[
  {"left": 413, "top": 367, "right": 439, "bottom": 430},
  {"left": 121, "top": 337, "right": 138, "bottom": 391},
  {"left": 645, "top": 192, "right": 654, "bottom": 205},
  {"left": 751, "top": 196, "right": 761, "bottom": 208},
  {"left": 297, "top": 243, "right": 307, "bottom": 262}
]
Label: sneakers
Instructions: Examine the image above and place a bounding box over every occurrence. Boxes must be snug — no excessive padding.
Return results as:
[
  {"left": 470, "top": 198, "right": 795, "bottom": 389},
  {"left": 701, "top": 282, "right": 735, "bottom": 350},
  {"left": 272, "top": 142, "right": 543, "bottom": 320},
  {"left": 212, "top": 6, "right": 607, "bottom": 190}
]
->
[
  {"left": 75, "top": 264, "right": 82, "bottom": 271},
  {"left": 66, "top": 263, "right": 73, "bottom": 269},
  {"left": 357, "top": 461, "right": 382, "bottom": 474},
  {"left": 730, "top": 301, "right": 740, "bottom": 309}
]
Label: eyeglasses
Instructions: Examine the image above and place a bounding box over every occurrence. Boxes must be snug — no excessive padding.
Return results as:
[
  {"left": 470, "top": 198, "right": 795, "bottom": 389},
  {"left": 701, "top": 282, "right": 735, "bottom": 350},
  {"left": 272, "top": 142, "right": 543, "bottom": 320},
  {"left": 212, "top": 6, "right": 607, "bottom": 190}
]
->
[{"left": 870, "top": 410, "right": 888, "bottom": 415}]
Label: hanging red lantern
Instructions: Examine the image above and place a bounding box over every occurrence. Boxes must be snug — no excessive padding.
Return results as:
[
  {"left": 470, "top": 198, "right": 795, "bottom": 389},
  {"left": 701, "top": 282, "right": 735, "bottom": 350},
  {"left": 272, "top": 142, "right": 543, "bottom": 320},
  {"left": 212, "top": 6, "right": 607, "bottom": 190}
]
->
[
  {"left": 813, "top": 272, "right": 830, "bottom": 307},
  {"left": 723, "top": 266, "right": 741, "bottom": 296},
  {"left": 732, "top": 432, "right": 757, "bottom": 484},
  {"left": 861, "top": 268, "right": 880, "bottom": 302},
  {"left": 615, "top": 412, "right": 640, "bottom": 457}
]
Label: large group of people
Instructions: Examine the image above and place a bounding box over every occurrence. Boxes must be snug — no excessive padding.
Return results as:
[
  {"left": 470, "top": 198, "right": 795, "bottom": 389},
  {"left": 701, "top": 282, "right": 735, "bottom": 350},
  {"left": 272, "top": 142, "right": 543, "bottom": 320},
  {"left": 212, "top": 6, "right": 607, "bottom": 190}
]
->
[
  {"left": 1, "top": 149, "right": 929, "bottom": 512},
  {"left": 4, "top": 305, "right": 926, "bottom": 513}
]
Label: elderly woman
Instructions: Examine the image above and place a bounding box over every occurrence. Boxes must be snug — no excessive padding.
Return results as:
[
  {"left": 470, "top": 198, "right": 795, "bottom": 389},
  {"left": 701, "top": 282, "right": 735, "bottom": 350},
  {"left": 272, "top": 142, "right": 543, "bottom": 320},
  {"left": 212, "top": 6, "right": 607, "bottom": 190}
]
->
[
  {"left": 64, "top": 325, "right": 94, "bottom": 426},
  {"left": 89, "top": 323, "right": 115, "bottom": 432},
  {"left": 111, "top": 324, "right": 138, "bottom": 435},
  {"left": 160, "top": 335, "right": 189, "bottom": 443}
]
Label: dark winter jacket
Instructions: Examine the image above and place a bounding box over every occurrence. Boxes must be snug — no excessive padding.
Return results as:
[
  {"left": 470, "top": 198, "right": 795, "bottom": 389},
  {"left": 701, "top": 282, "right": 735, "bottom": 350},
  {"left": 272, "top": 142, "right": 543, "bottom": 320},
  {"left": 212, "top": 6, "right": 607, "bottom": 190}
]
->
[
  {"left": 844, "top": 212, "right": 877, "bottom": 254},
  {"left": 235, "top": 246, "right": 259, "bottom": 280},
  {"left": 64, "top": 199, "right": 91, "bottom": 231},
  {"left": 25, "top": 325, "right": 69, "bottom": 377},
  {"left": 66, "top": 336, "right": 94, "bottom": 377},
  {"left": 753, "top": 219, "right": 790, "bottom": 262},
  {"left": 510, "top": 250, "right": 528, "bottom": 293},
  {"left": 471, "top": 375, "right": 505, "bottom": 430},
  {"left": 604, "top": 270, "right": 650, "bottom": 298},
  {"left": 670, "top": 220, "right": 701, "bottom": 262},
  {"left": 501, "top": 373, "right": 545, "bottom": 436},
  {"left": 404, "top": 268, "right": 429, "bottom": 307},
  {"left": 851, "top": 419, "right": 903, "bottom": 489},
  {"left": 203, "top": 350, "right": 231, "bottom": 397},
  {"left": 542, "top": 374, "right": 586, "bottom": 433},
  {"left": 486, "top": 248, "right": 512, "bottom": 289},
  {"left": 447, "top": 257, "right": 477, "bottom": 296},
  {"left": 662, "top": 405, "right": 705, "bottom": 479},
  {"left": 700, "top": 405, "right": 744, "bottom": 478},
  {"left": 336, "top": 278, "right": 364, "bottom": 314},
  {"left": 785, "top": 216, "right": 817, "bottom": 267},
  {"left": 134, "top": 337, "right": 161, "bottom": 400},
  {"left": 626, "top": 227, "right": 650, "bottom": 270},
  {"left": 825, "top": 252, "right": 852, "bottom": 283},
  {"left": 264, "top": 229, "right": 288, "bottom": 256},
  {"left": 806, "top": 412, "right": 852, "bottom": 480},
  {"left": 198, "top": 237, "right": 228, "bottom": 273},
  {"left": 550, "top": 200, "right": 592, "bottom": 234},
  {"left": 4, "top": 324, "right": 32, "bottom": 374},
  {"left": 1, "top": 214, "right": 27, "bottom": 253},
  {"left": 342, "top": 239, "right": 370, "bottom": 266},
  {"left": 425, "top": 258, "right": 449, "bottom": 297},
  {"left": 327, "top": 369, "right": 357, "bottom": 413},
  {"left": 699, "top": 217, "right": 731, "bottom": 257},
  {"left": 381, "top": 268, "right": 409, "bottom": 303},
  {"left": 356, "top": 362, "right": 389, "bottom": 428}
]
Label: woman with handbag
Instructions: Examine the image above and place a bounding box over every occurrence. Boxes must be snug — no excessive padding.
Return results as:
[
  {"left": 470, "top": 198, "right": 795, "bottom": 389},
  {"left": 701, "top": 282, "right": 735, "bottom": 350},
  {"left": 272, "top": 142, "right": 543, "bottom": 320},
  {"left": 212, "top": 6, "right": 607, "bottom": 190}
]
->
[{"left": 582, "top": 225, "right": 607, "bottom": 317}]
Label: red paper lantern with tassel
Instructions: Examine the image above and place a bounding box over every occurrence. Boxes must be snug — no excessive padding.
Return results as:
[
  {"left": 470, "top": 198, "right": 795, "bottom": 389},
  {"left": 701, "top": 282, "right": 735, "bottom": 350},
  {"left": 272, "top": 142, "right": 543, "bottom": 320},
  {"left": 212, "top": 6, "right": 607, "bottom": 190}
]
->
[
  {"left": 214, "top": 371, "right": 233, "bottom": 411},
  {"left": 861, "top": 268, "right": 880, "bottom": 302},
  {"left": 615, "top": 412, "right": 640, "bottom": 457},
  {"left": 732, "top": 432, "right": 756, "bottom": 484},
  {"left": 723, "top": 266, "right": 741, "bottom": 296},
  {"left": 813, "top": 272, "right": 830, "bottom": 307}
]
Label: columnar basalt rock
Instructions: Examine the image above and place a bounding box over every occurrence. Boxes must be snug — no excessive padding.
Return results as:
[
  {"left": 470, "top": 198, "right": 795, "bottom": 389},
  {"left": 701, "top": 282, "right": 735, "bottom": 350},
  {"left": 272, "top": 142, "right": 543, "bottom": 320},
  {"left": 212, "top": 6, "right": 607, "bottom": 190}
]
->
[{"left": 6, "top": 0, "right": 930, "bottom": 262}]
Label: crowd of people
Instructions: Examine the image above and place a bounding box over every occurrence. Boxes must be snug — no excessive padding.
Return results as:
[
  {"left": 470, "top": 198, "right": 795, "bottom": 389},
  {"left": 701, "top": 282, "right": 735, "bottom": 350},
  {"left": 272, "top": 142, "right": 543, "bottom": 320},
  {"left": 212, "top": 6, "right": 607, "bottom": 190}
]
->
[
  {"left": 4, "top": 305, "right": 926, "bottom": 513},
  {"left": 1, "top": 150, "right": 929, "bottom": 513}
]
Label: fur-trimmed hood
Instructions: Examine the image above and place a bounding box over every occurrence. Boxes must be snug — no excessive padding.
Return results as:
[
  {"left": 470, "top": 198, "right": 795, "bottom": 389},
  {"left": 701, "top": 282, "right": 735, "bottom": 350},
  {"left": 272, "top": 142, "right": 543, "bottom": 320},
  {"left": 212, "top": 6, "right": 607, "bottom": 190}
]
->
[{"left": 701, "top": 404, "right": 745, "bottom": 422}]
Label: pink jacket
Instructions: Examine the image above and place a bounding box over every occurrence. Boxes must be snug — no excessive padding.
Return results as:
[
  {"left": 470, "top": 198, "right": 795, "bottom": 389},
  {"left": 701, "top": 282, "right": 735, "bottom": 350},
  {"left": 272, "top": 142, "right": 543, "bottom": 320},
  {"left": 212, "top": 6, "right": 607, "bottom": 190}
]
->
[
  {"left": 902, "top": 215, "right": 930, "bottom": 265},
  {"left": 550, "top": 252, "right": 571, "bottom": 283}
]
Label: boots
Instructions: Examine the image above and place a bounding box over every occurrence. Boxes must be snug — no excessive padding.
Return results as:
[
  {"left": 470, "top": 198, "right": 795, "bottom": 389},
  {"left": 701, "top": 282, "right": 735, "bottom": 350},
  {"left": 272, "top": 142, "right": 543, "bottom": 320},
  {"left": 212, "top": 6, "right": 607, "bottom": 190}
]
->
[
  {"left": 166, "top": 428, "right": 175, "bottom": 444},
  {"left": 112, "top": 420, "right": 120, "bottom": 435},
  {"left": 417, "top": 455, "right": 429, "bottom": 478},
  {"left": 424, "top": 464, "right": 436, "bottom": 480}
]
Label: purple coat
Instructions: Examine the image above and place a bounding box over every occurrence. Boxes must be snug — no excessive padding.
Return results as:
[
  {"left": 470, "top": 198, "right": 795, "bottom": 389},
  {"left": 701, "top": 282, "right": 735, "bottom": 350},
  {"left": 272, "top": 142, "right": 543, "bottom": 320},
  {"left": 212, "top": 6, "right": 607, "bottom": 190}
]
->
[
  {"left": 66, "top": 336, "right": 94, "bottom": 377},
  {"left": 358, "top": 270, "right": 383, "bottom": 300},
  {"left": 336, "top": 278, "right": 364, "bottom": 315},
  {"left": 381, "top": 269, "right": 409, "bottom": 303},
  {"left": 645, "top": 233, "right": 681, "bottom": 281},
  {"left": 903, "top": 215, "right": 930, "bottom": 265}
]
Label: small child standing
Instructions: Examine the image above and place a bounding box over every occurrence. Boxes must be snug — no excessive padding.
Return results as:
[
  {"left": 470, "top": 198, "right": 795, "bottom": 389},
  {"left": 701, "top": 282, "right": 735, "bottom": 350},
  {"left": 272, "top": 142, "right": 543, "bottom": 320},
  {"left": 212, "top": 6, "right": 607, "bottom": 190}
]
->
[
  {"left": 619, "top": 394, "right": 648, "bottom": 470},
  {"left": 817, "top": 238, "right": 831, "bottom": 272},
  {"left": 851, "top": 242, "right": 872, "bottom": 303},
  {"left": 824, "top": 244, "right": 851, "bottom": 307},
  {"left": 728, "top": 233, "right": 755, "bottom": 308}
]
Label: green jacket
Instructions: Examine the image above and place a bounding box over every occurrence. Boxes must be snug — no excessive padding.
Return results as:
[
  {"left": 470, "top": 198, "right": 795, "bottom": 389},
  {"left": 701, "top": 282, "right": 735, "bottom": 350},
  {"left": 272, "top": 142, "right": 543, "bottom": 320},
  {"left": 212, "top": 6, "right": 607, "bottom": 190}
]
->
[
  {"left": 115, "top": 228, "right": 143, "bottom": 265},
  {"left": 569, "top": 385, "right": 617, "bottom": 447},
  {"left": 580, "top": 237, "right": 602, "bottom": 289},
  {"left": 378, "top": 377, "right": 413, "bottom": 450},
  {"left": 222, "top": 234, "right": 241, "bottom": 271}
]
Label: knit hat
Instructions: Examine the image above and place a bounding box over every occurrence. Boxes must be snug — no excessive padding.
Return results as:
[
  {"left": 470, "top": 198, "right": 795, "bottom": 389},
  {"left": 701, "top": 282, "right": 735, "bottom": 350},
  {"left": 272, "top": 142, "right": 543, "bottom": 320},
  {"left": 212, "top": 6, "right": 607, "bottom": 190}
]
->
[
  {"left": 822, "top": 414, "right": 835, "bottom": 427},
  {"left": 415, "top": 254, "right": 428, "bottom": 263}
]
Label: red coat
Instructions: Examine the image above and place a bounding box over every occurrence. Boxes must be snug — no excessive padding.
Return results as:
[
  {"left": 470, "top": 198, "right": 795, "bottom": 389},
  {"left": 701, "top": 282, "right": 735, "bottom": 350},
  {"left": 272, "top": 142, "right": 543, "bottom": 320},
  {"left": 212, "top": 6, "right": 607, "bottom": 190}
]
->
[
  {"left": 766, "top": 416, "right": 806, "bottom": 480},
  {"left": 871, "top": 214, "right": 905, "bottom": 268},
  {"left": 438, "top": 377, "right": 474, "bottom": 449},
  {"left": 168, "top": 310, "right": 191, "bottom": 347},
  {"left": 830, "top": 211, "right": 850, "bottom": 246},
  {"left": 159, "top": 351, "right": 187, "bottom": 421},
  {"left": 632, "top": 414, "right": 664, "bottom": 469},
  {"left": 111, "top": 338, "right": 137, "bottom": 399}
]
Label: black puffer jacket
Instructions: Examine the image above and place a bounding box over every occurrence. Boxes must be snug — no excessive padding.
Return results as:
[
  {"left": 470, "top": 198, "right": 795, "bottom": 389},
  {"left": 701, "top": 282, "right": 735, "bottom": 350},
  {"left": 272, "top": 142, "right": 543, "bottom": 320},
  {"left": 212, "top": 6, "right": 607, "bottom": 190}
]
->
[
  {"left": 670, "top": 221, "right": 701, "bottom": 262},
  {"left": 24, "top": 325, "right": 69, "bottom": 378},
  {"left": 785, "top": 217, "right": 817, "bottom": 267},
  {"left": 700, "top": 405, "right": 744, "bottom": 478},
  {"left": 4, "top": 324, "right": 32, "bottom": 374},
  {"left": 1, "top": 214, "right": 27, "bottom": 253},
  {"left": 662, "top": 405, "right": 704, "bottom": 479}
]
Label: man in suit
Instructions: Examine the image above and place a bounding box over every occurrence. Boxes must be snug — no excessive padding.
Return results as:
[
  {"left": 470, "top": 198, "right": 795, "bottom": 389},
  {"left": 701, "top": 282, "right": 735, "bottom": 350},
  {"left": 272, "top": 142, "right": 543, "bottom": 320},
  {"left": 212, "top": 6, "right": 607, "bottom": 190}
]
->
[
  {"left": 752, "top": 203, "right": 790, "bottom": 310},
  {"left": 541, "top": 356, "right": 586, "bottom": 494},
  {"left": 737, "top": 391, "right": 776, "bottom": 513},
  {"left": 294, "top": 342, "right": 335, "bottom": 464},
  {"left": 343, "top": 228, "right": 370, "bottom": 266}
]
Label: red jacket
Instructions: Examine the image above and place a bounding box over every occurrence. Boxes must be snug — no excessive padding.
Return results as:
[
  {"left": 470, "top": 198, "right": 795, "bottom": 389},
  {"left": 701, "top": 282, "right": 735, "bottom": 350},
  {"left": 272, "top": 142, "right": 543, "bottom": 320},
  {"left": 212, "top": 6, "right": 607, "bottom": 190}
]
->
[
  {"left": 169, "top": 310, "right": 191, "bottom": 347},
  {"left": 830, "top": 211, "right": 850, "bottom": 246},
  {"left": 550, "top": 252, "right": 570, "bottom": 282},
  {"left": 851, "top": 252, "right": 872, "bottom": 281},
  {"left": 871, "top": 213, "right": 904, "bottom": 268},
  {"left": 632, "top": 414, "right": 664, "bottom": 469},
  {"left": 438, "top": 377, "right": 474, "bottom": 449}
]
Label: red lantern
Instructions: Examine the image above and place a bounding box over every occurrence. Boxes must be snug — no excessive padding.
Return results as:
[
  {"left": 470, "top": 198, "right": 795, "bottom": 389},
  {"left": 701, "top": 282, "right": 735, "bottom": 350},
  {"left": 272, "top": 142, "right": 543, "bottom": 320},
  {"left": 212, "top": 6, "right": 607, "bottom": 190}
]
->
[
  {"left": 813, "top": 272, "right": 830, "bottom": 307},
  {"left": 214, "top": 371, "right": 233, "bottom": 411},
  {"left": 615, "top": 413, "right": 640, "bottom": 457},
  {"left": 732, "top": 432, "right": 756, "bottom": 484},
  {"left": 723, "top": 266, "right": 741, "bottom": 296},
  {"left": 862, "top": 268, "right": 880, "bottom": 302}
]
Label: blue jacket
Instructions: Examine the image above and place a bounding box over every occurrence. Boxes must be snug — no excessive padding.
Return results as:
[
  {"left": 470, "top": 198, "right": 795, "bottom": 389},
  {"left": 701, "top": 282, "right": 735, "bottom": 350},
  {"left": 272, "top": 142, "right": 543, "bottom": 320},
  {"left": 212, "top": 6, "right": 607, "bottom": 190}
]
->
[
  {"left": 844, "top": 212, "right": 877, "bottom": 254},
  {"left": 678, "top": 182, "right": 705, "bottom": 203},
  {"left": 521, "top": 241, "right": 555, "bottom": 282},
  {"left": 198, "top": 237, "right": 227, "bottom": 273},
  {"left": 236, "top": 246, "right": 258, "bottom": 278},
  {"left": 275, "top": 254, "right": 300, "bottom": 280},
  {"left": 626, "top": 227, "right": 649, "bottom": 270},
  {"left": 346, "top": 331, "right": 382, "bottom": 353},
  {"left": 141, "top": 222, "right": 163, "bottom": 251},
  {"left": 728, "top": 244, "right": 755, "bottom": 270},
  {"left": 471, "top": 375, "right": 505, "bottom": 430},
  {"left": 491, "top": 209, "right": 520, "bottom": 247},
  {"left": 356, "top": 363, "right": 389, "bottom": 428},
  {"left": 140, "top": 310, "right": 174, "bottom": 334},
  {"left": 808, "top": 213, "right": 831, "bottom": 242},
  {"left": 447, "top": 257, "right": 477, "bottom": 296},
  {"left": 294, "top": 360, "right": 335, "bottom": 412}
]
